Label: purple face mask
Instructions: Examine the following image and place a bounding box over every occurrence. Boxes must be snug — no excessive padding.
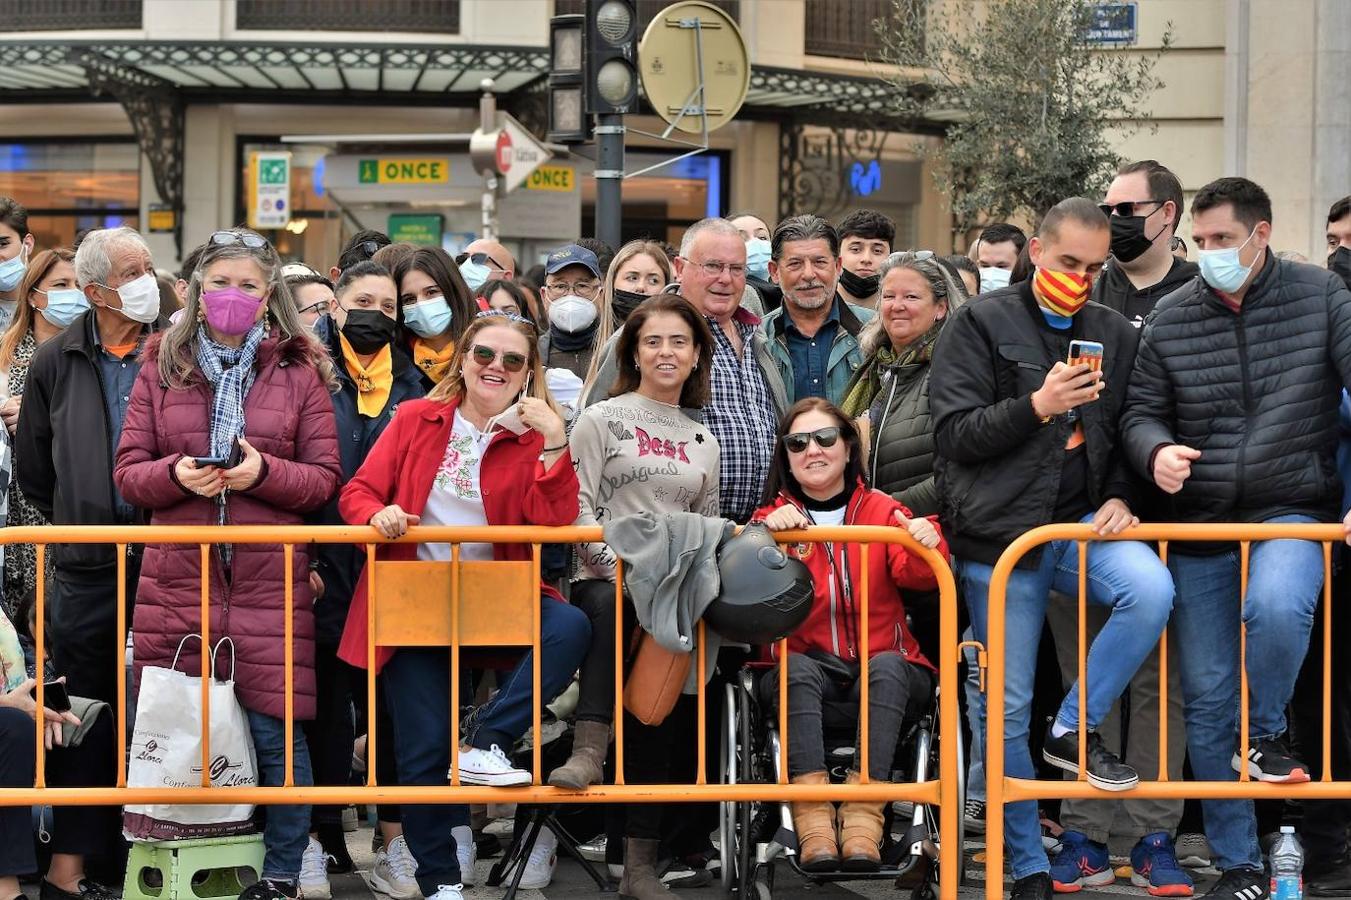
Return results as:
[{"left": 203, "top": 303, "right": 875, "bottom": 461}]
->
[{"left": 201, "top": 285, "right": 265, "bottom": 336}]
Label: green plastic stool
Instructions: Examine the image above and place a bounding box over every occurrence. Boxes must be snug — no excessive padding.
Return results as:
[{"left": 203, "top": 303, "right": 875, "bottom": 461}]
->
[{"left": 124, "top": 834, "right": 266, "bottom": 900}]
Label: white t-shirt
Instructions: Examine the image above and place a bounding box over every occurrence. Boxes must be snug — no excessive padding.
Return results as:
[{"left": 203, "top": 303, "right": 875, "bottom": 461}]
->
[
  {"left": 418, "top": 409, "right": 493, "bottom": 562},
  {"left": 807, "top": 505, "right": 847, "bottom": 527}
]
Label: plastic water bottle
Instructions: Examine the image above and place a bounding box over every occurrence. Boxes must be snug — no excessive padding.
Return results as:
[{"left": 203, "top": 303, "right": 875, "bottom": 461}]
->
[{"left": 1271, "top": 825, "right": 1305, "bottom": 900}]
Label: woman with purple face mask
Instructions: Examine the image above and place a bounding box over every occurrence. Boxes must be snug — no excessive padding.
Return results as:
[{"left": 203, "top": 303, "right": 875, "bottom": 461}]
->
[{"left": 112, "top": 229, "right": 343, "bottom": 900}]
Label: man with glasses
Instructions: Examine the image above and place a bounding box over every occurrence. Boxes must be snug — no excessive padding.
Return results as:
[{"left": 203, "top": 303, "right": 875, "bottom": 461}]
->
[
  {"left": 1094, "top": 160, "right": 1199, "bottom": 328},
  {"left": 761, "top": 214, "right": 873, "bottom": 405},
  {"left": 457, "top": 238, "right": 515, "bottom": 294},
  {"left": 537, "top": 244, "right": 603, "bottom": 379}
]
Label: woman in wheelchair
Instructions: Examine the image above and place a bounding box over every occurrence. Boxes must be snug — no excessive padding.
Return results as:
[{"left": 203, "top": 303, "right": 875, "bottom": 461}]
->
[{"left": 752, "top": 398, "right": 947, "bottom": 873}]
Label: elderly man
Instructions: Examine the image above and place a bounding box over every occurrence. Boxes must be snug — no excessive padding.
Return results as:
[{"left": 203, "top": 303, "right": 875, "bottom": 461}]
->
[
  {"left": 16, "top": 226, "right": 161, "bottom": 709},
  {"left": 586, "top": 216, "right": 787, "bottom": 522},
  {"left": 457, "top": 237, "right": 516, "bottom": 293}
]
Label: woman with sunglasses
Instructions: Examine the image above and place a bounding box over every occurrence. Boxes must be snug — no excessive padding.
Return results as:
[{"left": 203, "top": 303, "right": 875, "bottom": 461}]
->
[
  {"left": 113, "top": 228, "right": 343, "bottom": 900},
  {"left": 752, "top": 397, "right": 946, "bottom": 873},
  {"left": 841, "top": 252, "right": 968, "bottom": 517},
  {"left": 392, "top": 247, "right": 479, "bottom": 390},
  {"left": 336, "top": 311, "right": 591, "bottom": 900}
]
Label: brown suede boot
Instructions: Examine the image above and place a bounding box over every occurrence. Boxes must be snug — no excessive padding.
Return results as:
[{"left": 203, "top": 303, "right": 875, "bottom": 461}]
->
[
  {"left": 618, "top": 837, "right": 673, "bottom": 900},
  {"left": 548, "top": 720, "right": 610, "bottom": 789},
  {"left": 791, "top": 771, "right": 840, "bottom": 872},
  {"left": 839, "top": 771, "right": 885, "bottom": 871}
]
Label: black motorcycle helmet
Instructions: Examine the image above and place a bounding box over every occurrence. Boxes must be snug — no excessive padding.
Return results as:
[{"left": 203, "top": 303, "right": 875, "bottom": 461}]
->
[{"left": 704, "top": 522, "right": 813, "bottom": 645}]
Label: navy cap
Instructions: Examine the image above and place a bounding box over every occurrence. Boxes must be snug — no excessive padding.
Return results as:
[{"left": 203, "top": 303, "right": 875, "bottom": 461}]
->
[{"left": 545, "top": 244, "right": 601, "bottom": 278}]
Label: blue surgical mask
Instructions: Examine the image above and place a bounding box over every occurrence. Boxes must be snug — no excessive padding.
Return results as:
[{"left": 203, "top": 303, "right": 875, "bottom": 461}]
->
[
  {"left": 34, "top": 287, "right": 89, "bottom": 328},
  {"left": 0, "top": 250, "right": 26, "bottom": 292},
  {"left": 978, "top": 266, "right": 1012, "bottom": 294},
  {"left": 458, "top": 259, "right": 489, "bottom": 293},
  {"left": 402, "top": 297, "right": 453, "bottom": 339},
  {"left": 745, "top": 238, "right": 771, "bottom": 281},
  {"left": 1197, "top": 227, "right": 1259, "bottom": 294}
]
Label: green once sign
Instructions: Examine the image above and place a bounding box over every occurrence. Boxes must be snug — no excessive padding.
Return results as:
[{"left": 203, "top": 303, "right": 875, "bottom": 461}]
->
[{"left": 388, "top": 214, "right": 444, "bottom": 247}]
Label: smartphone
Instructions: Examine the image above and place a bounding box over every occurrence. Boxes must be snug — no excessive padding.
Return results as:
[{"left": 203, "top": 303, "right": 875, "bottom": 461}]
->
[
  {"left": 1068, "top": 340, "right": 1105, "bottom": 373},
  {"left": 33, "top": 680, "right": 70, "bottom": 713},
  {"left": 192, "top": 439, "right": 243, "bottom": 470}
]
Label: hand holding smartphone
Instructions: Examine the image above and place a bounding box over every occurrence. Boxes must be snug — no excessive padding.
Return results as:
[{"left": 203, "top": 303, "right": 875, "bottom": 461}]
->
[
  {"left": 1068, "top": 339, "right": 1104, "bottom": 372},
  {"left": 32, "top": 679, "right": 71, "bottom": 713}
]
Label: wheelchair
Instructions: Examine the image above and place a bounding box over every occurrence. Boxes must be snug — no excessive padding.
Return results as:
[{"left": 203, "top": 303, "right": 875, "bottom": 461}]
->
[{"left": 717, "top": 660, "right": 964, "bottom": 900}]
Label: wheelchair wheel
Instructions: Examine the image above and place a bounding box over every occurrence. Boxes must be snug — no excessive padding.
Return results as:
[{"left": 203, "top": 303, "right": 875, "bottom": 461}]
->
[
  {"left": 719, "top": 682, "right": 738, "bottom": 895},
  {"left": 734, "top": 687, "right": 754, "bottom": 899}
]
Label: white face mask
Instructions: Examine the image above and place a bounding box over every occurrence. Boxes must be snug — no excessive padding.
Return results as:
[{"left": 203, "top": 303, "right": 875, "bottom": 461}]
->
[
  {"left": 101, "top": 272, "right": 161, "bottom": 324},
  {"left": 485, "top": 373, "right": 533, "bottom": 434},
  {"left": 978, "top": 266, "right": 1012, "bottom": 294},
  {"left": 548, "top": 294, "right": 598, "bottom": 333}
]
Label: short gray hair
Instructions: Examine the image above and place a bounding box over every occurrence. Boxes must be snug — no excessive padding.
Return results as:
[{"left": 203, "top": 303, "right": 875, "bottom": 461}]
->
[
  {"left": 679, "top": 217, "right": 743, "bottom": 259},
  {"left": 74, "top": 226, "right": 151, "bottom": 288},
  {"left": 771, "top": 214, "right": 839, "bottom": 260}
]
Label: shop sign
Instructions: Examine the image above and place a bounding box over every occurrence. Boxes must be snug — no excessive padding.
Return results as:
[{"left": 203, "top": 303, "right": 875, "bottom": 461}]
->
[
  {"left": 1084, "top": 2, "right": 1137, "bottom": 45},
  {"left": 358, "top": 157, "right": 450, "bottom": 185},
  {"left": 248, "top": 151, "right": 291, "bottom": 230},
  {"left": 147, "top": 204, "right": 176, "bottom": 233},
  {"left": 524, "top": 165, "right": 576, "bottom": 193},
  {"left": 388, "top": 213, "right": 444, "bottom": 246}
]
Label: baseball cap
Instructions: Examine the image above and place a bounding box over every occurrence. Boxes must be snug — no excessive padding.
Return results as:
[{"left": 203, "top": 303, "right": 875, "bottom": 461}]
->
[{"left": 544, "top": 244, "right": 601, "bottom": 279}]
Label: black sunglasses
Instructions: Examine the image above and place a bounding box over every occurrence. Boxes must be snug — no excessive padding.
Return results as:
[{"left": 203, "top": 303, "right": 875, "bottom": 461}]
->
[
  {"left": 456, "top": 251, "right": 506, "bottom": 271},
  {"left": 469, "top": 344, "right": 528, "bottom": 373},
  {"left": 783, "top": 426, "right": 841, "bottom": 454},
  {"left": 210, "top": 230, "right": 269, "bottom": 249},
  {"left": 1098, "top": 199, "right": 1164, "bottom": 218}
]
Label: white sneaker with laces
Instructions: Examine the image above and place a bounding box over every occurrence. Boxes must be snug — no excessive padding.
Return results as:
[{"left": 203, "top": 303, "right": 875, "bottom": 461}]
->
[
  {"left": 514, "top": 825, "right": 559, "bottom": 889},
  {"left": 300, "top": 837, "right": 332, "bottom": 899},
  {"left": 369, "top": 836, "right": 420, "bottom": 900},
  {"left": 426, "top": 885, "right": 464, "bottom": 900},
  {"left": 454, "top": 744, "right": 532, "bottom": 787},
  {"left": 452, "top": 825, "right": 478, "bottom": 887}
]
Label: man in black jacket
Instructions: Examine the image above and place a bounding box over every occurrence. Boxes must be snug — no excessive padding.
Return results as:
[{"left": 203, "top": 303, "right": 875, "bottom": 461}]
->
[
  {"left": 931, "top": 198, "right": 1174, "bottom": 900},
  {"left": 16, "top": 226, "right": 160, "bottom": 709},
  {"left": 1122, "top": 177, "right": 1351, "bottom": 900}
]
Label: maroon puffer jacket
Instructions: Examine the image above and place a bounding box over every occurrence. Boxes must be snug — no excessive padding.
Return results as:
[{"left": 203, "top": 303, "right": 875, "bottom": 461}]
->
[{"left": 114, "top": 330, "right": 341, "bottom": 720}]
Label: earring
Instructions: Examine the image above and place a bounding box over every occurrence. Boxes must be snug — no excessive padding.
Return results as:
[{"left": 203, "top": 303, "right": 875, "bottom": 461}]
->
[{"left": 692, "top": 361, "right": 699, "bottom": 370}]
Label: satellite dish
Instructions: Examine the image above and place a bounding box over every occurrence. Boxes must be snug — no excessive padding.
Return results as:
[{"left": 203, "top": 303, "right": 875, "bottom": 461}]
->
[{"left": 638, "top": 1, "right": 750, "bottom": 135}]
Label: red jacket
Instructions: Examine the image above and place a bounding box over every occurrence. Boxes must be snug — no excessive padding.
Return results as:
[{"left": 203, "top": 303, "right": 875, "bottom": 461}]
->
[
  {"left": 751, "top": 482, "right": 948, "bottom": 672},
  {"left": 337, "top": 396, "right": 580, "bottom": 672},
  {"left": 114, "top": 332, "right": 342, "bottom": 720}
]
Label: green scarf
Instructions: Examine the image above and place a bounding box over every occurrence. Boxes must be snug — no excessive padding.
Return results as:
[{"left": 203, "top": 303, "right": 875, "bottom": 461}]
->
[{"left": 840, "top": 318, "right": 945, "bottom": 419}]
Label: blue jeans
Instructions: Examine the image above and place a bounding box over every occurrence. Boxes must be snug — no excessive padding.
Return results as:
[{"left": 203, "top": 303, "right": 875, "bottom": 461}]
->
[
  {"left": 1170, "top": 514, "right": 1324, "bottom": 872},
  {"left": 382, "top": 596, "right": 591, "bottom": 894},
  {"left": 959, "top": 521, "right": 1174, "bottom": 879},
  {"left": 962, "top": 627, "right": 986, "bottom": 802},
  {"left": 245, "top": 709, "right": 314, "bottom": 882}
]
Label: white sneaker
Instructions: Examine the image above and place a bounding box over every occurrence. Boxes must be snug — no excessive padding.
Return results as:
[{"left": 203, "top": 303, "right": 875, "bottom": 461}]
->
[
  {"left": 453, "top": 744, "right": 532, "bottom": 787},
  {"left": 452, "top": 825, "right": 478, "bottom": 887},
  {"left": 513, "top": 826, "right": 558, "bottom": 890},
  {"left": 369, "top": 836, "right": 420, "bottom": 900},
  {"left": 426, "top": 885, "right": 464, "bottom": 900},
  {"left": 300, "top": 837, "right": 332, "bottom": 899}
]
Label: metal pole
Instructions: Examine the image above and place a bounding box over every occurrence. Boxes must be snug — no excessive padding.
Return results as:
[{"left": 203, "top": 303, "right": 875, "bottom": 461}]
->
[
  {"left": 595, "top": 114, "right": 625, "bottom": 249},
  {"left": 480, "top": 79, "right": 500, "bottom": 241}
]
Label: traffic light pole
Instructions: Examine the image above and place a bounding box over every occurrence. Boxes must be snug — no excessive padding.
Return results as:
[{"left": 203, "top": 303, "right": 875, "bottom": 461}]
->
[{"left": 594, "top": 115, "right": 625, "bottom": 251}]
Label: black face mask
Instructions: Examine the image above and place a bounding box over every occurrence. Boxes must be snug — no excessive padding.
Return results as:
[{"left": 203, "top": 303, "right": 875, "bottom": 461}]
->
[
  {"left": 838, "top": 268, "right": 880, "bottom": 298},
  {"left": 1109, "top": 215, "right": 1157, "bottom": 263},
  {"left": 341, "top": 308, "right": 397, "bottom": 354},
  {"left": 1329, "top": 246, "right": 1351, "bottom": 291},
  {"left": 611, "top": 288, "right": 649, "bottom": 323}
]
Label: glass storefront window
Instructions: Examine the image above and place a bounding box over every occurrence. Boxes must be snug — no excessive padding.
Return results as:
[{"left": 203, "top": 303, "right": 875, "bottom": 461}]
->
[
  {"left": 0, "top": 141, "right": 140, "bottom": 251},
  {"left": 237, "top": 141, "right": 341, "bottom": 269}
]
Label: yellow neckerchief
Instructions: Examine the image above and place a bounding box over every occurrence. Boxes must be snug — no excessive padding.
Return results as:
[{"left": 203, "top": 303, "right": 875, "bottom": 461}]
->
[
  {"left": 413, "top": 337, "right": 455, "bottom": 384},
  {"left": 339, "top": 333, "right": 394, "bottom": 417}
]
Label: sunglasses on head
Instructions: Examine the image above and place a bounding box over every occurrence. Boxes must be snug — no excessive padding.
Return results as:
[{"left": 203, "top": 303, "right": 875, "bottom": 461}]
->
[
  {"left": 210, "top": 230, "right": 269, "bottom": 249},
  {"left": 783, "top": 426, "right": 842, "bottom": 454},
  {"left": 469, "top": 344, "right": 528, "bottom": 373}
]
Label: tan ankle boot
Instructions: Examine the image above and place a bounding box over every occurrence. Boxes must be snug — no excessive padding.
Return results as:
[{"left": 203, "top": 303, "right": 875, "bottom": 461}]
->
[
  {"left": 618, "top": 837, "right": 673, "bottom": 900},
  {"left": 791, "top": 771, "right": 840, "bottom": 872},
  {"left": 839, "top": 771, "right": 884, "bottom": 871},
  {"left": 548, "top": 720, "right": 610, "bottom": 790}
]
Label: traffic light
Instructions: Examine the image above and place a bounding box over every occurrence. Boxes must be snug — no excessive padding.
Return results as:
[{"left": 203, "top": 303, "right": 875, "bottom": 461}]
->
[
  {"left": 584, "top": 0, "right": 638, "bottom": 115},
  {"left": 547, "top": 13, "right": 590, "bottom": 143}
]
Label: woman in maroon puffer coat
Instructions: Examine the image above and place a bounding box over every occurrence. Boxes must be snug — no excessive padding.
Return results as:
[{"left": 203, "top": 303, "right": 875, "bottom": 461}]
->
[{"left": 114, "top": 229, "right": 341, "bottom": 900}]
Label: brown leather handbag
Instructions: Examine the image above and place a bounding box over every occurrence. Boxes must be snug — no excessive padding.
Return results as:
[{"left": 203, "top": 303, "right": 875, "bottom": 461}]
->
[{"left": 623, "top": 632, "right": 690, "bottom": 726}]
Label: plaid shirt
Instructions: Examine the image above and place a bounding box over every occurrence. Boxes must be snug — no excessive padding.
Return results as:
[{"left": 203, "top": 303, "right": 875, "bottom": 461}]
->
[{"left": 704, "top": 314, "right": 777, "bottom": 522}]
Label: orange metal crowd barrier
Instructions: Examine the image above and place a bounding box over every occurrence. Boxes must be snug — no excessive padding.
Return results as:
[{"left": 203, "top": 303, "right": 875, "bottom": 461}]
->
[
  {"left": 984, "top": 522, "right": 1351, "bottom": 900},
  {"left": 0, "top": 523, "right": 962, "bottom": 900}
]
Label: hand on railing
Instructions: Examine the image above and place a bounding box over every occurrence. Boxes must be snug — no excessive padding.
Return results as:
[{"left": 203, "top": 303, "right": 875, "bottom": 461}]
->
[
  {"left": 1090, "top": 498, "right": 1139, "bottom": 536},
  {"left": 894, "top": 510, "right": 941, "bottom": 549},
  {"left": 370, "top": 504, "right": 420, "bottom": 539},
  {"left": 760, "top": 505, "right": 810, "bottom": 531}
]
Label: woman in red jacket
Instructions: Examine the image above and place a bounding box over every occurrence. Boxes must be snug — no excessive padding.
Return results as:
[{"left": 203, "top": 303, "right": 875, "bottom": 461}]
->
[
  {"left": 337, "top": 310, "right": 590, "bottom": 900},
  {"left": 114, "top": 229, "right": 343, "bottom": 900},
  {"left": 752, "top": 397, "right": 947, "bottom": 874}
]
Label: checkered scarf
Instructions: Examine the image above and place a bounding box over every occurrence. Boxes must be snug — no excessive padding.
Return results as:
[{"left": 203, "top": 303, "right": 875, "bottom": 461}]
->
[{"left": 195, "top": 321, "right": 266, "bottom": 461}]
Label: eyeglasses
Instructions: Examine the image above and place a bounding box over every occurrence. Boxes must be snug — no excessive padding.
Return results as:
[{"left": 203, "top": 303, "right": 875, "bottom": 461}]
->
[
  {"left": 469, "top": 343, "right": 528, "bottom": 373},
  {"left": 456, "top": 251, "right": 507, "bottom": 271},
  {"left": 209, "top": 230, "right": 269, "bottom": 249},
  {"left": 545, "top": 281, "right": 599, "bottom": 298},
  {"left": 1098, "top": 199, "right": 1164, "bottom": 218},
  {"left": 689, "top": 260, "right": 746, "bottom": 278},
  {"left": 783, "top": 426, "right": 842, "bottom": 454},
  {"left": 297, "top": 300, "right": 329, "bottom": 316}
]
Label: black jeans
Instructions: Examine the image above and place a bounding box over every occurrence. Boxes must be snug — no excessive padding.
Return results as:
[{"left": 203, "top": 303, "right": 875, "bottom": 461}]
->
[
  {"left": 0, "top": 705, "right": 120, "bottom": 876},
  {"left": 767, "top": 651, "right": 933, "bottom": 782},
  {"left": 49, "top": 561, "right": 139, "bottom": 710},
  {"left": 570, "top": 579, "right": 629, "bottom": 725}
]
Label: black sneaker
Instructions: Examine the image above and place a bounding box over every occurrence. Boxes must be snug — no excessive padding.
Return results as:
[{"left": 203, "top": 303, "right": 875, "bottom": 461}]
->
[
  {"left": 40, "top": 881, "right": 118, "bottom": 900},
  {"left": 1042, "top": 725, "right": 1139, "bottom": 791},
  {"left": 238, "top": 879, "right": 298, "bottom": 900},
  {"left": 1010, "top": 871, "right": 1054, "bottom": 900},
  {"left": 1232, "top": 734, "right": 1311, "bottom": 783},
  {"left": 1203, "top": 868, "right": 1268, "bottom": 900},
  {"left": 965, "top": 797, "right": 986, "bottom": 834},
  {"left": 1309, "top": 857, "right": 1351, "bottom": 897}
]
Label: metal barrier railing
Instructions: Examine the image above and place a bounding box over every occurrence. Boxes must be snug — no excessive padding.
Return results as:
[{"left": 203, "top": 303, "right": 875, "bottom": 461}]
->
[
  {"left": 984, "top": 523, "right": 1349, "bottom": 899},
  {"left": 1, "top": 523, "right": 961, "bottom": 900}
]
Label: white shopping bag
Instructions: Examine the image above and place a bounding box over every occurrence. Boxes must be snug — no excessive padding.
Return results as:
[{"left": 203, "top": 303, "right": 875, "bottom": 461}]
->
[{"left": 123, "top": 636, "right": 259, "bottom": 841}]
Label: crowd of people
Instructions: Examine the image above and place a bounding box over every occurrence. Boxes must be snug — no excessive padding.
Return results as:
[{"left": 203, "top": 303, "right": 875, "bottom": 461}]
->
[{"left": 0, "top": 160, "right": 1347, "bottom": 900}]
